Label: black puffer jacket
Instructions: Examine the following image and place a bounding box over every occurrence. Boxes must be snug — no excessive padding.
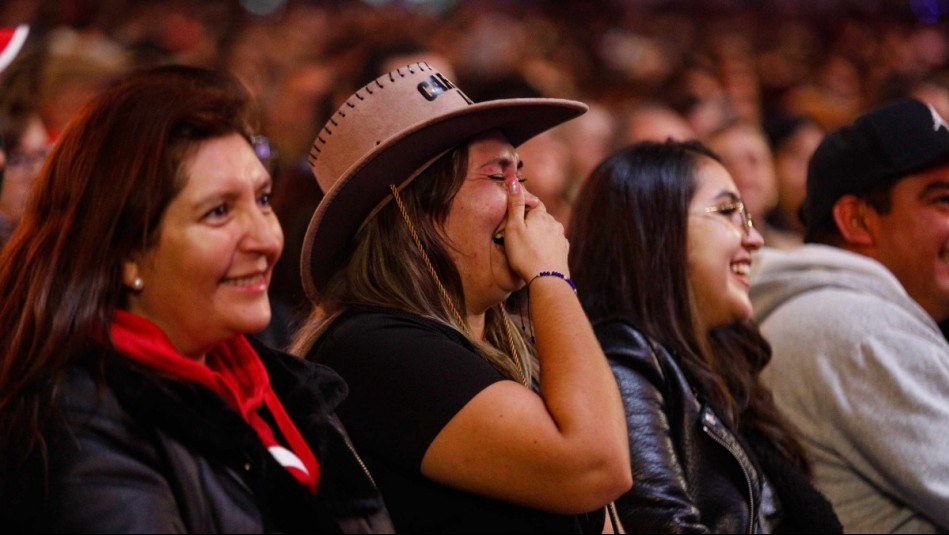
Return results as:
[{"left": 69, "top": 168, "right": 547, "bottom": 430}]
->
[
  {"left": 4, "top": 338, "right": 393, "bottom": 533},
  {"left": 596, "top": 318, "right": 841, "bottom": 534}
]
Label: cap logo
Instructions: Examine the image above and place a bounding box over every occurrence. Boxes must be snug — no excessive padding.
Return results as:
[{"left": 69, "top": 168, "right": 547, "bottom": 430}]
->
[
  {"left": 929, "top": 104, "right": 949, "bottom": 133},
  {"left": 417, "top": 73, "right": 472, "bottom": 104}
]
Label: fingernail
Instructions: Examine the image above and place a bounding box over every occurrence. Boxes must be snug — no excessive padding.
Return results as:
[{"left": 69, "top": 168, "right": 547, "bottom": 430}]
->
[{"left": 509, "top": 176, "right": 520, "bottom": 194}]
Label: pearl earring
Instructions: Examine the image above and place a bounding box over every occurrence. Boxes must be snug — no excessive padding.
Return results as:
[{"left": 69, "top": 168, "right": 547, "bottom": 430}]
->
[{"left": 131, "top": 277, "right": 144, "bottom": 291}]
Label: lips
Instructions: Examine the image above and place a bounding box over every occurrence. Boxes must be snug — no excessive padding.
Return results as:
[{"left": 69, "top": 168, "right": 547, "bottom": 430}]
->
[
  {"left": 730, "top": 260, "right": 751, "bottom": 277},
  {"left": 222, "top": 272, "right": 267, "bottom": 287}
]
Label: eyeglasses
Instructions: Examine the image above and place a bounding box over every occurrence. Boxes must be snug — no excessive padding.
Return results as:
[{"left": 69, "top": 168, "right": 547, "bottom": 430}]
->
[{"left": 696, "top": 200, "right": 755, "bottom": 236}]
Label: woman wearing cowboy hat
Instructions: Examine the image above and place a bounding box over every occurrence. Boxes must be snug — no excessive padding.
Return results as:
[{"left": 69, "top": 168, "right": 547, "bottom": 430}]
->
[{"left": 291, "top": 62, "right": 631, "bottom": 533}]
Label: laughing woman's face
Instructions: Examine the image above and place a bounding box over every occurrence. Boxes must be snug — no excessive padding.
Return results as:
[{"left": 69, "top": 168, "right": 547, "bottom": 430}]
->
[{"left": 686, "top": 156, "right": 764, "bottom": 331}]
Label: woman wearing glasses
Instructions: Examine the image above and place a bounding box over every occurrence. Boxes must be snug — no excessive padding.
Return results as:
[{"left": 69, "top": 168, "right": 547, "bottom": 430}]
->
[{"left": 567, "top": 140, "right": 842, "bottom": 533}]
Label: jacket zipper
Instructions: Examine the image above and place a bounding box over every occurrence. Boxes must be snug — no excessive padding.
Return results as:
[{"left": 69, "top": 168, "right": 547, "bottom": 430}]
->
[
  {"left": 346, "top": 438, "right": 376, "bottom": 487},
  {"left": 701, "top": 410, "right": 755, "bottom": 534},
  {"left": 333, "top": 417, "right": 377, "bottom": 487}
]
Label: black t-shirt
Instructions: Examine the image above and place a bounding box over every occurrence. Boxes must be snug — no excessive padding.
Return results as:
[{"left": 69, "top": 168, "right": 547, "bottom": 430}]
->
[{"left": 307, "top": 306, "right": 602, "bottom": 533}]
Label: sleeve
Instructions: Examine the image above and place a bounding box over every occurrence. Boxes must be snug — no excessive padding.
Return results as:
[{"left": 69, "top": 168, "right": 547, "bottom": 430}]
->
[
  {"left": 313, "top": 311, "right": 505, "bottom": 471},
  {"left": 829, "top": 328, "right": 949, "bottom": 530},
  {"left": 37, "top": 371, "right": 189, "bottom": 533},
  {"left": 596, "top": 322, "right": 710, "bottom": 534}
]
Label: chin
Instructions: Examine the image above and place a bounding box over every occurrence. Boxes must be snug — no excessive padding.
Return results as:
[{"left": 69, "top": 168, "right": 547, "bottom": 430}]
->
[
  {"left": 732, "top": 304, "right": 753, "bottom": 323},
  {"left": 495, "top": 269, "right": 525, "bottom": 294},
  {"left": 237, "top": 308, "right": 273, "bottom": 335},
  {"left": 712, "top": 305, "right": 753, "bottom": 329},
  {"left": 727, "top": 290, "right": 753, "bottom": 316}
]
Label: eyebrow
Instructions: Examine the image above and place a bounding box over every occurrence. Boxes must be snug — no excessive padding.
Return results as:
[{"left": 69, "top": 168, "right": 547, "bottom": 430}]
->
[
  {"left": 255, "top": 175, "right": 274, "bottom": 191},
  {"left": 918, "top": 180, "right": 949, "bottom": 199},
  {"left": 711, "top": 190, "right": 741, "bottom": 203},
  {"left": 477, "top": 156, "right": 522, "bottom": 171},
  {"left": 192, "top": 175, "right": 272, "bottom": 209}
]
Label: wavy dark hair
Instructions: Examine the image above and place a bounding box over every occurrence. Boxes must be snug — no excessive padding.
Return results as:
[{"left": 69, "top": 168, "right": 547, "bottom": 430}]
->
[
  {"left": 0, "top": 64, "right": 257, "bottom": 475},
  {"left": 567, "top": 139, "right": 810, "bottom": 473}
]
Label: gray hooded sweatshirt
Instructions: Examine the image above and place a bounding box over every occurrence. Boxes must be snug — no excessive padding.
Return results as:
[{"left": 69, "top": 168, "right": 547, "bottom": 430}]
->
[{"left": 750, "top": 244, "right": 949, "bottom": 534}]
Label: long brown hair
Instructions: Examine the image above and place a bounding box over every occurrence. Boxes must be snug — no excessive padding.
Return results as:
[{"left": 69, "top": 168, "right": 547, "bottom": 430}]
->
[
  {"left": 0, "top": 65, "right": 256, "bottom": 470},
  {"left": 292, "top": 140, "right": 536, "bottom": 383},
  {"left": 567, "top": 139, "right": 810, "bottom": 472}
]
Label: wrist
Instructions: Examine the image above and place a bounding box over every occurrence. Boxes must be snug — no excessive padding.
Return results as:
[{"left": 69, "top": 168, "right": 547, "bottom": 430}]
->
[{"left": 527, "top": 270, "right": 577, "bottom": 293}]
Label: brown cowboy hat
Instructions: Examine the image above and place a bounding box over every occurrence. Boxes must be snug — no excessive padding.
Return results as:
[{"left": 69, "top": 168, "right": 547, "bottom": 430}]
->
[{"left": 301, "top": 62, "right": 587, "bottom": 300}]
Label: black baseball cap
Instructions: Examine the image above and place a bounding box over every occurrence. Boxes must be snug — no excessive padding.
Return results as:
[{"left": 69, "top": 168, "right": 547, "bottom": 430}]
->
[{"left": 802, "top": 98, "right": 949, "bottom": 232}]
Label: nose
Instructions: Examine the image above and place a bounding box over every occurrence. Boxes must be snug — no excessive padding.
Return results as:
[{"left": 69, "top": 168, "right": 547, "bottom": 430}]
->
[
  {"left": 743, "top": 225, "right": 764, "bottom": 250},
  {"left": 241, "top": 206, "right": 284, "bottom": 262}
]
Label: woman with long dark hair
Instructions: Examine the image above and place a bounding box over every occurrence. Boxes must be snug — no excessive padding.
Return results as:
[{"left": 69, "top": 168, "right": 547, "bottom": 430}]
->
[{"left": 567, "top": 139, "right": 841, "bottom": 533}]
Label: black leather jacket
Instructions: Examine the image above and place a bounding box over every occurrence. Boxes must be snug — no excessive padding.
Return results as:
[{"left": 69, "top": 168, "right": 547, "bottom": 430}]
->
[
  {"left": 596, "top": 318, "right": 772, "bottom": 534},
  {"left": 4, "top": 338, "right": 393, "bottom": 533}
]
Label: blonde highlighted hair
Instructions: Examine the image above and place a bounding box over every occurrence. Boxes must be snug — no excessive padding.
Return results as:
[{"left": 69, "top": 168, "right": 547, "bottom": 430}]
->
[{"left": 291, "top": 141, "right": 536, "bottom": 385}]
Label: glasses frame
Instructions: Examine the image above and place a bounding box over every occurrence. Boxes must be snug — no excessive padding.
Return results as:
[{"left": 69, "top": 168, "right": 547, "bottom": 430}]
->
[{"left": 702, "top": 200, "right": 755, "bottom": 236}]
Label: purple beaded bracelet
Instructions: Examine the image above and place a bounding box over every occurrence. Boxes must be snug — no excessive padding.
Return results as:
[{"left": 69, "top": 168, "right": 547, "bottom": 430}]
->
[
  {"left": 523, "top": 271, "right": 577, "bottom": 345},
  {"left": 528, "top": 270, "right": 577, "bottom": 293}
]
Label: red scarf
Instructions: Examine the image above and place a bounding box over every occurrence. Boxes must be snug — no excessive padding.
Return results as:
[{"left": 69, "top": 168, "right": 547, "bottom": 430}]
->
[{"left": 110, "top": 310, "right": 319, "bottom": 493}]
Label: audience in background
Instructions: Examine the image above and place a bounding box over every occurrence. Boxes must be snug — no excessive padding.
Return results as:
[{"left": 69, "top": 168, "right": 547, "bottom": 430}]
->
[
  {"left": 0, "top": 23, "right": 36, "bottom": 248},
  {"left": 0, "top": 107, "right": 49, "bottom": 247},
  {"left": 705, "top": 118, "right": 801, "bottom": 250},
  {"left": 763, "top": 113, "right": 825, "bottom": 243},
  {"left": 619, "top": 101, "right": 697, "bottom": 145},
  {"left": 2, "top": 0, "right": 946, "bottom": 342}
]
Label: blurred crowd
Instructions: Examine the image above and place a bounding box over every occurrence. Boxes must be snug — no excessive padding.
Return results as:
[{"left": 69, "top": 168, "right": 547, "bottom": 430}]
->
[{"left": 1, "top": 0, "right": 948, "bottom": 344}]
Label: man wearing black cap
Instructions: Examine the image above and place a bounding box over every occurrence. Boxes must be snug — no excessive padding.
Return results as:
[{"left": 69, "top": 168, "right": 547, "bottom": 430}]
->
[{"left": 749, "top": 98, "right": 949, "bottom": 533}]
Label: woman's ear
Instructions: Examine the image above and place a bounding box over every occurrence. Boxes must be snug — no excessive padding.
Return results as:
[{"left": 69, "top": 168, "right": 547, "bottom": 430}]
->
[
  {"left": 832, "top": 195, "right": 875, "bottom": 246},
  {"left": 122, "top": 260, "right": 144, "bottom": 292}
]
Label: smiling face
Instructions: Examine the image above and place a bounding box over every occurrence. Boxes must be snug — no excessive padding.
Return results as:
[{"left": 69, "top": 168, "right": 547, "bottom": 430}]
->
[
  {"left": 442, "top": 130, "right": 539, "bottom": 314},
  {"left": 123, "top": 133, "right": 283, "bottom": 359},
  {"left": 707, "top": 122, "right": 778, "bottom": 222},
  {"left": 0, "top": 114, "right": 50, "bottom": 225},
  {"left": 687, "top": 156, "right": 764, "bottom": 331},
  {"left": 774, "top": 121, "right": 824, "bottom": 228},
  {"left": 865, "top": 163, "right": 949, "bottom": 323}
]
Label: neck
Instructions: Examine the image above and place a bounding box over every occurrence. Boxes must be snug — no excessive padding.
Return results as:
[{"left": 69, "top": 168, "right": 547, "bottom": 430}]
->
[{"left": 467, "top": 312, "right": 486, "bottom": 341}]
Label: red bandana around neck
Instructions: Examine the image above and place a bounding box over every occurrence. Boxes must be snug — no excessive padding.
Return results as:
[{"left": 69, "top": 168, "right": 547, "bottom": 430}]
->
[{"left": 110, "top": 310, "right": 320, "bottom": 493}]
